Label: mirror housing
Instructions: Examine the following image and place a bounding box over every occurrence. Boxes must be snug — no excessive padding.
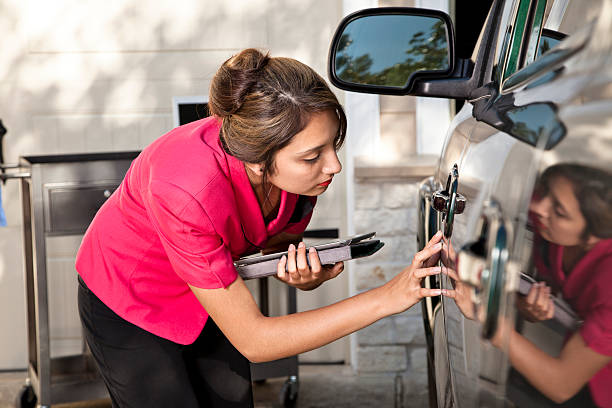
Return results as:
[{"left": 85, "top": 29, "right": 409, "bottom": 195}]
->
[{"left": 328, "top": 7, "right": 469, "bottom": 98}]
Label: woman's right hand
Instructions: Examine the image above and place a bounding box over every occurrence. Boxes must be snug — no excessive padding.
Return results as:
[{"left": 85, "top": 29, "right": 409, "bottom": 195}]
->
[
  {"left": 382, "top": 231, "right": 446, "bottom": 315},
  {"left": 517, "top": 282, "right": 555, "bottom": 322}
]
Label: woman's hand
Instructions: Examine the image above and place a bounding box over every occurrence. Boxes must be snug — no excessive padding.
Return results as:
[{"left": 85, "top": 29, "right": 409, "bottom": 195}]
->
[
  {"left": 382, "top": 231, "right": 446, "bottom": 315},
  {"left": 441, "top": 266, "right": 476, "bottom": 320},
  {"left": 517, "top": 282, "right": 555, "bottom": 322},
  {"left": 276, "top": 242, "right": 344, "bottom": 290}
]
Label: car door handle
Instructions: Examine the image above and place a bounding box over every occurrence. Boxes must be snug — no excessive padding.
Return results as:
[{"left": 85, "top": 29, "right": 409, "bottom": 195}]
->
[
  {"left": 432, "top": 164, "right": 467, "bottom": 238},
  {"left": 457, "top": 200, "right": 512, "bottom": 339}
]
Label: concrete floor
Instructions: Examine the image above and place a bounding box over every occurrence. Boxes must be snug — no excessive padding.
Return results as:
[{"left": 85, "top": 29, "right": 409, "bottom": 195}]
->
[{"left": 1, "top": 365, "right": 400, "bottom": 408}]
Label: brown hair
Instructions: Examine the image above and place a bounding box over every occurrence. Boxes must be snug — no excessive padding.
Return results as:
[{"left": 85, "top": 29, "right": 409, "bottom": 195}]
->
[
  {"left": 537, "top": 163, "right": 612, "bottom": 240},
  {"left": 208, "top": 48, "right": 346, "bottom": 179}
]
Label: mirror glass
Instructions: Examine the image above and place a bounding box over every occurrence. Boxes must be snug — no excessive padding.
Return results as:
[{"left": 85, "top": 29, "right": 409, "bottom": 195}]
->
[
  {"left": 537, "top": 33, "right": 563, "bottom": 58},
  {"left": 334, "top": 14, "right": 450, "bottom": 88}
]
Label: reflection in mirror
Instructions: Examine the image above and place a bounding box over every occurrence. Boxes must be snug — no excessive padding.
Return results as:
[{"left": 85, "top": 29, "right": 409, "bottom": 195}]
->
[
  {"left": 334, "top": 14, "right": 450, "bottom": 88},
  {"left": 537, "top": 35, "right": 562, "bottom": 58},
  {"left": 504, "top": 103, "right": 565, "bottom": 149},
  {"left": 507, "top": 164, "right": 612, "bottom": 407}
]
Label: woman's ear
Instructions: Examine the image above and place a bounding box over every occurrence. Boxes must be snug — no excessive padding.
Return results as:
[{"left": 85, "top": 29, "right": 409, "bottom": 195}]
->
[
  {"left": 584, "top": 234, "right": 601, "bottom": 249},
  {"left": 245, "top": 163, "right": 264, "bottom": 175}
]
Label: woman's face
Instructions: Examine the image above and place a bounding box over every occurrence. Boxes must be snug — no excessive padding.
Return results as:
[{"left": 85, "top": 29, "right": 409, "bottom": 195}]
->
[
  {"left": 268, "top": 109, "right": 342, "bottom": 196},
  {"left": 529, "top": 175, "right": 589, "bottom": 246}
]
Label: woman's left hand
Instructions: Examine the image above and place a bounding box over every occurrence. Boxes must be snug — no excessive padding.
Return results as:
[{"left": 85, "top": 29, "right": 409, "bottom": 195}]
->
[{"left": 276, "top": 242, "right": 344, "bottom": 290}]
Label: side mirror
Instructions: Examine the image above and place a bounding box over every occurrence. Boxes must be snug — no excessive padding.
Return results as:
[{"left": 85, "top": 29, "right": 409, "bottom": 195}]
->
[{"left": 328, "top": 8, "right": 455, "bottom": 95}]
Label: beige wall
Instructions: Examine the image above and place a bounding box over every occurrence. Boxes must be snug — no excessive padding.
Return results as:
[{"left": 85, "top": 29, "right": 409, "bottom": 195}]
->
[{"left": 0, "top": 0, "right": 347, "bottom": 369}]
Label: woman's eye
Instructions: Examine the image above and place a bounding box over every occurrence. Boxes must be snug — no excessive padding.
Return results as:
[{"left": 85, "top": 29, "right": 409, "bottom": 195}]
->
[
  {"left": 304, "top": 155, "right": 320, "bottom": 163},
  {"left": 554, "top": 207, "right": 566, "bottom": 218}
]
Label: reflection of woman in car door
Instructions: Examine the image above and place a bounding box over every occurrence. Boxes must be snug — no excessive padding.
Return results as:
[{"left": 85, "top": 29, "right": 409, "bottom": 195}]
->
[{"left": 503, "top": 164, "right": 612, "bottom": 407}]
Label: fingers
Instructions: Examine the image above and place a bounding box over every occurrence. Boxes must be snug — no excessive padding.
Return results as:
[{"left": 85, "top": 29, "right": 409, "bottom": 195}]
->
[
  {"left": 414, "top": 266, "right": 442, "bottom": 280},
  {"left": 536, "top": 285, "right": 554, "bottom": 318},
  {"left": 526, "top": 282, "right": 539, "bottom": 305},
  {"left": 413, "top": 242, "right": 443, "bottom": 266},
  {"left": 308, "top": 247, "right": 322, "bottom": 276},
  {"left": 425, "top": 231, "right": 443, "bottom": 248},
  {"left": 296, "top": 242, "right": 311, "bottom": 279},
  {"left": 277, "top": 254, "right": 287, "bottom": 279},
  {"left": 419, "top": 287, "right": 443, "bottom": 297},
  {"left": 522, "top": 282, "right": 555, "bottom": 320},
  {"left": 441, "top": 266, "right": 460, "bottom": 281},
  {"left": 277, "top": 242, "right": 346, "bottom": 289},
  {"left": 286, "top": 244, "right": 300, "bottom": 281},
  {"left": 424, "top": 250, "right": 442, "bottom": 268},
  {"left": 327, "top": 262, "right": 344, "bottom": 279}
]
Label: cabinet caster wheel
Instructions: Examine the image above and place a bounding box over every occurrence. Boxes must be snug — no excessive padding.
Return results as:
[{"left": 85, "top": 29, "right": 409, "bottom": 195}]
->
[
  {"left": 279, "top": 376, "right": 299, "bottom": 408},
  {"left": 15, "top": 384, "right": 37, "bottom": 408}
]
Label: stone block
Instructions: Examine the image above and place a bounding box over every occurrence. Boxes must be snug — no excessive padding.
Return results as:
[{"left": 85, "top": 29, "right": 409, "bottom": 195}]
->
[
  {"left": 357, "top": 346, "right": 407, "bottom": 373},
  {"left": 394, "top": 315, "right": 426, "bottom": 345},
  {"left": 382, "top": 182, "right": 418, "bottom": 209},
  {"left": 409, "top": 347, "right": 428, "bottom": 374},
  {"left": 357, "top": 318, "right": 394, "bottom": 345},
  {"left": 354, "top": 263, "right": 406, "bottom": 290},
  {"left": 354, "top": 264, "right": 388, "bottom": 291},
  {"left": 354, "top": 208, "right": 416, "bottom": 236},
  {"left": 355, "top": 182, "right": 382, "bottom": 210},
  {"left": 364, "top": 235, "right": 416, "bottom": 264},
  {"left": 403, "top": 373, "right": 429, "bottom": 408}
]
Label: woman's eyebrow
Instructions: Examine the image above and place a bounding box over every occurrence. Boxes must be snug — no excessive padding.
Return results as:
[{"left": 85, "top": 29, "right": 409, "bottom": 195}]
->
[
  {"left": 296, "top": 144, "right": 326, "bottom": 155},
  {"left": 551, "top": 194, "right": 569, "bottom": 215}
]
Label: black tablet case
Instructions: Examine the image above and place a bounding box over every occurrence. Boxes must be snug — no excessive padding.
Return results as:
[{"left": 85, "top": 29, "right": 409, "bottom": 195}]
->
[{"left": 235, "top": 232, "right": 384, "bottom": 280}]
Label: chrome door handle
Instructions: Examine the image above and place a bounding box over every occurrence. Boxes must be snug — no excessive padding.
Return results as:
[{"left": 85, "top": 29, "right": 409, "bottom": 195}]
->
[
  {"left": 432, "top": 164, "right": 466, "bottom": 238},
  {"left": 457, "top": 201, "right": 512, "bottom": 339}
]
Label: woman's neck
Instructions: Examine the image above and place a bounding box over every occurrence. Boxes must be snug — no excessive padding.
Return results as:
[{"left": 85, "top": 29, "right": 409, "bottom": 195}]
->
[
  {"left": 561, "top": 239, "right": 599, "bottom": 274},
  {"left": 245, "top": 164, "right": 281, "bottom": 221}
]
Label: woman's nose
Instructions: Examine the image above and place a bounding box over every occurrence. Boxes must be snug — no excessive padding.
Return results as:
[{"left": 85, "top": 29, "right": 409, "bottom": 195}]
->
[
  {"left": 323, "top": 151, "right": 342, "bottom": 175},
  {"left": 530, "top": 195, "right": 551, "bottom": 218}
]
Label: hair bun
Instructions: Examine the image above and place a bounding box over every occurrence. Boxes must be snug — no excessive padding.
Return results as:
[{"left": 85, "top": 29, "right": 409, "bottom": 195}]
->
[{"left": 209, "top": 49, "right": 270, "bottom": 118}]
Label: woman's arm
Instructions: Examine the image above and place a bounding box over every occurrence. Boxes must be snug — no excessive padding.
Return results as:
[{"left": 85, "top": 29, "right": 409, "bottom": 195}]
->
[
  {"left": 496, "top": 325, "right": 611, "bottom": 403},
  {"left": 190, "top": 232, "right": 444, "bottom": 363}
]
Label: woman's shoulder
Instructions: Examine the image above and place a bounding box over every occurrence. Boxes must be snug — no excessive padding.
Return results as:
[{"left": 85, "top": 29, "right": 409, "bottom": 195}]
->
[{"left": 138, "top": 118, "right": 232, "bottom": 199}]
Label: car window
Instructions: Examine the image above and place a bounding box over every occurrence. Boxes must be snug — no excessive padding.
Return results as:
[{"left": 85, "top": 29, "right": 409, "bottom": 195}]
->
[
  {"left": 501, "top": 23, "right": 591, "bottom": 92},
  {"left": 493, "top": 0, "right": 548, "bottom": 84},
  {"left": 501, "top": 0, "right": 533, "bottom": 81},
  {"left": 523, "top": 0, "right": 548, "bottom": 64},
  {"left": 491, "top": 0, "right": 520, "bottom": 83}
]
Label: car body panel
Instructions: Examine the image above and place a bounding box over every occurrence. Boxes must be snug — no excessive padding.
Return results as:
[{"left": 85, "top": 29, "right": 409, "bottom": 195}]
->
[{"left": 328, "top": 0, "right": 611, "bottom": 405}]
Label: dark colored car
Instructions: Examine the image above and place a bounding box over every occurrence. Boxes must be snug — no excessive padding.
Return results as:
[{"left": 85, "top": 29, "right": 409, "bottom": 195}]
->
[{"left": 328, "top": 0, "right": 612, "bottom": 406}]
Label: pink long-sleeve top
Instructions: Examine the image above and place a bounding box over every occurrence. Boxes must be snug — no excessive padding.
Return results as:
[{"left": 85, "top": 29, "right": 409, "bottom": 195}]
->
[{"left": 76, "top": 117, "right": 315, "bottom": 344}]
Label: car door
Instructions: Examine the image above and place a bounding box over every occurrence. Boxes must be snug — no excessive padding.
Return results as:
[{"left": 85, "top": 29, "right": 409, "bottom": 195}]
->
[
  {"left": 493, "top": 2, "right": 611, "bottom": 406},
  {"left": 325, "top": 2, "right": 607, "bottom": 406},
  {"left": 438, "top": 1, "right": 609, "bottom": 407},
  {"left": 432, "top": 0, "right": 557, "bottom": 407}
]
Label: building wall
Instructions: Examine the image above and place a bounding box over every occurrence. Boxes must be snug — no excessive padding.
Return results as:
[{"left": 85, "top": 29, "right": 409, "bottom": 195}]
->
[{"left": 0, "top": 0, "right": 347, "bottom": 369}]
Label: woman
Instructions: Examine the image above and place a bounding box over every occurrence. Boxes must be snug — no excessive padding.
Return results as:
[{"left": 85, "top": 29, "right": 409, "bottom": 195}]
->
[
  {"left": 496, "top": 164, "right": 612, "bottom": 407},
  {"left": 76, "top": 48, "right": 446, "bottom": 407}
]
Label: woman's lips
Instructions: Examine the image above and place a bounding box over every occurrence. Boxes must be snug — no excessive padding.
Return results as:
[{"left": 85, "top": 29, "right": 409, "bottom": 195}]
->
[{"left": 318, "top": 179, "right": 332, "bottom": 187}]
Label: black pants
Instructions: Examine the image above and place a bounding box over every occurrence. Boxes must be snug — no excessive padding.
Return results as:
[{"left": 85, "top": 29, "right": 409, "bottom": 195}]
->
[{"left": 78, "top": 276, "right": 254, "bottom": 408}]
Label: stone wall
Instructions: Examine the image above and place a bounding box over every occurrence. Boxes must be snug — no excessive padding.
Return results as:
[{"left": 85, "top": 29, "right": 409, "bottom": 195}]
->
[{"left": 352, "top": 155, "right": 436, "bottom": 406}]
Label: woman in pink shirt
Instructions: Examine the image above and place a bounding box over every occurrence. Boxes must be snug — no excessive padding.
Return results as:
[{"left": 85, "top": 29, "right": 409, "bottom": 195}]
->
[
  {"left": 503, "top": 164, "right": 612, "bottom": 407},
  {"left": 76, "top": 48, "right": 446, "bottom": 407}
]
